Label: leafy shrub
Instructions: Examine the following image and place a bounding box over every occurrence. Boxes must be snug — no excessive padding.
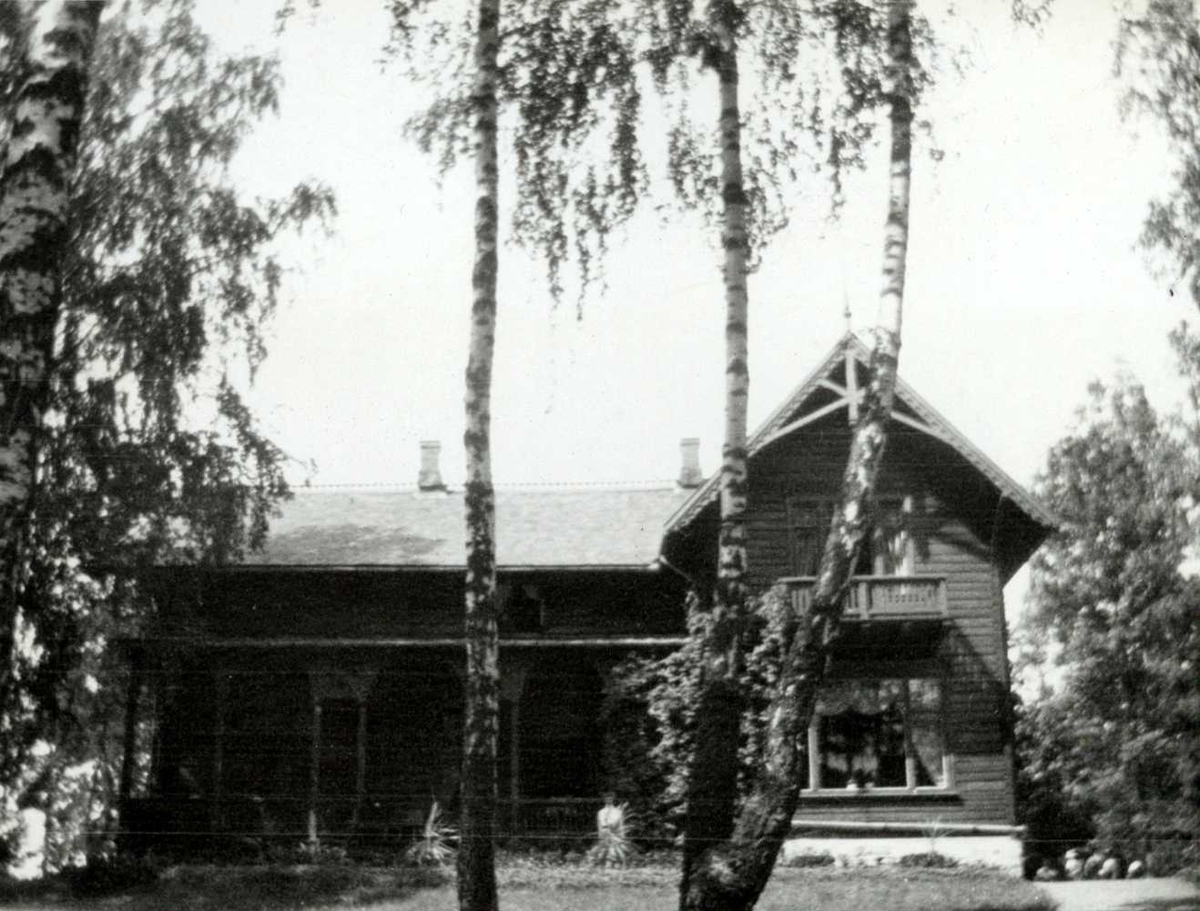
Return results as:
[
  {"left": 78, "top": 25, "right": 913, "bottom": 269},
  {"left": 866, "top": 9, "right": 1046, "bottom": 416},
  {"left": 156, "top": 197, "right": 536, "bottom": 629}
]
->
[
  {"left": 784, "top": 850, "right": 837, "bottom": 867},
  {"left": 600, "top": 587, "right": 796, "bottom": 843},
  {"left": 294, "top": 840, "right": 350, "bottom": 866},
  {"left": 1140, "top": 827, "right": 1200, "bottom": 877},
  {"left": 587, "top": 801, "right": 637, "bottom": 867},
  {"left": 1016, "top": 366, "right": 1200, "bottom": 880},
  {"left": 402, "top": 801, "right": 457, "bottom": 867},
  {"left": 898, "top": 851, "right": 958, "bottom": 869}
]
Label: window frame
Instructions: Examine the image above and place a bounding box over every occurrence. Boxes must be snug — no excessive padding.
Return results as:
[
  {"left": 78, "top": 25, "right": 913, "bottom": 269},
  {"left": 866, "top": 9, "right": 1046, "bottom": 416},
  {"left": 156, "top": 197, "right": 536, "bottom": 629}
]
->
[
  {"left": 871, "top": 495, "right": 915, "bottom": 576},
  {"left": 801, "top": 676, "right": 955, "bottom": 795},
  {"left": 787, "top": 495, "right": 917, "bottom": 578}
]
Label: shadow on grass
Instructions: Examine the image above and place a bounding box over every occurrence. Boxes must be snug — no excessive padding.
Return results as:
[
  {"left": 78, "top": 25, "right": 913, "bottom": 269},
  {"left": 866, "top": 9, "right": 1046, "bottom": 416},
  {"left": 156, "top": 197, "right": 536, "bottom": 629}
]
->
[
  {"left": 0, "top": 864, "right": 453, "bottom": 911},
  {"left": 0, "top": 862, "right": 1064, "bottom": 911}
]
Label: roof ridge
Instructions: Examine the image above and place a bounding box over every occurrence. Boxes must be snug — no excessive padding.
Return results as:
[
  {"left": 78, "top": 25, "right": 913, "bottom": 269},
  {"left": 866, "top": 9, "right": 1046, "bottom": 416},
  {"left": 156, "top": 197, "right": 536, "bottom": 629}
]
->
[{"left": 291, "top": 480, "right": 683, "bottom": 492}]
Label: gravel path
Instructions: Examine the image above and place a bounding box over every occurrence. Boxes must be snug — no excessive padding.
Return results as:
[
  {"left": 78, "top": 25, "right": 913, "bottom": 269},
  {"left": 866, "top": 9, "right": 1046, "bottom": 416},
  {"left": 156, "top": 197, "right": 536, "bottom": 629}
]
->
[{"left": 1038, "top": 878, "right": 1200, "bottom": 911}]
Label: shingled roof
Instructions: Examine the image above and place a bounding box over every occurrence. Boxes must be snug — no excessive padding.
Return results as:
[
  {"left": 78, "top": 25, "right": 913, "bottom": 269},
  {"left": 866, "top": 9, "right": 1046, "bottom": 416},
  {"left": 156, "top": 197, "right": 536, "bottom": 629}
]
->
[
  {"left": 250, "top": 336, "right": 1052, "bottom": 573},
  {"left": 248, "top": 485, "right": 689, "bottom": 569}
]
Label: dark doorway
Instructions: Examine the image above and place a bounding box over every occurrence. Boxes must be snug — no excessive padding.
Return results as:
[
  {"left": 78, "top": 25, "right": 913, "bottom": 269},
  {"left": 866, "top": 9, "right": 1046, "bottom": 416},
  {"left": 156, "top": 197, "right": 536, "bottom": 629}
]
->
[{"left": 519, "top": 657, "right": 603, "bottom": 798}]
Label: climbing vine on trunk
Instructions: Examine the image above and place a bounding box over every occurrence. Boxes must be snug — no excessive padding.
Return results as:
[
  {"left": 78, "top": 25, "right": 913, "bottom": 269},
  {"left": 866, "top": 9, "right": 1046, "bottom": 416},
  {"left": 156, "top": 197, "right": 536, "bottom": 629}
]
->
[{"left": 680, "top": 0, "right": 752, "bottom": 894}]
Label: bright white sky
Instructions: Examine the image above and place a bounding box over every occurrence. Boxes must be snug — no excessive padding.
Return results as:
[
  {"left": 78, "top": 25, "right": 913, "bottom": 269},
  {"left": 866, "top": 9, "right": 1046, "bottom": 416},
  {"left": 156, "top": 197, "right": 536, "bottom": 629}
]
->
[{"left": 197, "top": 0, "right": 1184, "bottom": 616}]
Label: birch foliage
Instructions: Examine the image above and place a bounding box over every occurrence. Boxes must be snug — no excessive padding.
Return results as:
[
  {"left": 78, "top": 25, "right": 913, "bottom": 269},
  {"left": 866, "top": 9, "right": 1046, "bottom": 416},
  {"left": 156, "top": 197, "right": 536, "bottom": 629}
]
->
[
  {"left": 389, "top": 0, "right": 647, "bottom": 309},
  {"left": 1117, "top": 0, "right": 1200, "bottom": 308},
  {"left": 0, "top": 0, "right": 333, "bottom": 801}
]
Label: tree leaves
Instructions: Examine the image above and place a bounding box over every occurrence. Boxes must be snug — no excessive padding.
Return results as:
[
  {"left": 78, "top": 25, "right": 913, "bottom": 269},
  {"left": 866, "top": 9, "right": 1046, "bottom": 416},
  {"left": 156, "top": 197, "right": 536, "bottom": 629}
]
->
[
  {"left": 1117, "top": 0, "right": 1200, "bottom": 311},
  {"left": 387, "top": 0, "right": 918, "bottom": 304},
  {"left": 1, "top": 0, "right": 333, "bottom": 800},
  {"left": 1019, "top": 333, "right": 1200, "bottom": 867},
  {"left": 391, "top": 0, "right": 647, "bottom": 311}
]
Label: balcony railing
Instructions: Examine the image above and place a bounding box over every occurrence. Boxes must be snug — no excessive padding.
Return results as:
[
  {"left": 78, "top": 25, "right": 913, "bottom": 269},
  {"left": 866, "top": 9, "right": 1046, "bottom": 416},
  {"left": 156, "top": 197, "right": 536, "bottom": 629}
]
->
[{"left": 781, "top": 575, "right": 948, "bottom": 621}]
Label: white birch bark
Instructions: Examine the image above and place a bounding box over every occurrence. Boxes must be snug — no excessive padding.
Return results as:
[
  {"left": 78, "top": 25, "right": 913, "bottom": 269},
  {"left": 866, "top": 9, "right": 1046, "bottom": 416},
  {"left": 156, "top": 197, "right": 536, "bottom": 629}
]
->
[
  {"left": 680, "top": 1, "right": 752, "bottom": 905},
  {"left": 0, "top": 0, "right": 102, "bottom": 735},
  {"left": 459, "top": 0, "right": 501, "bottom": 908}
]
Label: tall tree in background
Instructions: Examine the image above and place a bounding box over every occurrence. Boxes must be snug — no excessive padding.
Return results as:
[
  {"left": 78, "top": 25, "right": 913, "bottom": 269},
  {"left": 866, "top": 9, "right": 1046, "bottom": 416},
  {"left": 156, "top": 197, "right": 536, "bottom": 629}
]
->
[
  {"left": 460, "top": 0, "right": 501, "bottom": 905},
  {"left": 0, "top": 0, "right": 333, "bottom": 853},
  {"left": 1117, "top": 0, "right": 1200, "bottom": 311},
  {"left": 0, "top": 0, "right": 103, "bottom": 775},
  {"left": 1017, "top": 333, "right": 1200, "bottom": 871}
]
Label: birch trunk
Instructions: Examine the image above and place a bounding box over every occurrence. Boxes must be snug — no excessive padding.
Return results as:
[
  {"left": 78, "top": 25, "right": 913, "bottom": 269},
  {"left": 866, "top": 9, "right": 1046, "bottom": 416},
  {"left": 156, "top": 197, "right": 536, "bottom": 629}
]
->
[
  {"left": 458, "top": 0, "right": 501, "bottom": 908},
  {"left": 679, "top": 2, "right": 915, "bottom": 909},
  {"left": 0, "top": 0, "right": 102, "bottom": 733},
  {"left": 807, "top": 0, "right": 912, "bottom": 621},
  {"left": 680, "top": 0, "right": 751, "bottom": 904}
]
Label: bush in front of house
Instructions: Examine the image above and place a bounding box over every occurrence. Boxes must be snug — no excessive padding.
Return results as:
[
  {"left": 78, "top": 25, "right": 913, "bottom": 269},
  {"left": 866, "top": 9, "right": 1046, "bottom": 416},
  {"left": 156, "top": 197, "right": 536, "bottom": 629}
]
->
[
  {"left": 401, "top": 801, "right": 457, "bottom": 868},
  {"left": 898, "top": 851, "right": 958, "bottom": 869},
  {"left": 782, "top": 850, "right": 837, "bottom": 868},
  {"left": 600, "top": 587, "right": 797, "bottom": 846}
]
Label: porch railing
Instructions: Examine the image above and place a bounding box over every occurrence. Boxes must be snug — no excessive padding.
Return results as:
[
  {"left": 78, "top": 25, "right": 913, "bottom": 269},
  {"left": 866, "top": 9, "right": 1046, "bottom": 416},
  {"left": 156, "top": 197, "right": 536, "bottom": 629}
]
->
[
  {"left": 497, "top": 797, "right": 596, "bottom": 840},
  {"left": 119, "top": 794, "right": 608, "bottom": 854},
  {"left": 781, "top": 575, "right": 948, "bottom": 621}
]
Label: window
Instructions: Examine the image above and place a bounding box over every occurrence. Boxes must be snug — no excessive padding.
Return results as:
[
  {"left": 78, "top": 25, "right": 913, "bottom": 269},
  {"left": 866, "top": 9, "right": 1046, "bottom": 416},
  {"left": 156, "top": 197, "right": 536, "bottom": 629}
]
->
[
  {"left": 789, "top": 500, "right": 871, "bottom": 576},
  {"left": 500, "top": 583, "right": 545, "bottom": 633},
  {"left": 788, "top": 496, "right": 915, "bottom": 577},
  {"left": 872, "top": 497, "right": 914, "bottom": 576},
  {"left": 802, "top": 677, "right": 948, "bottom": 791},
  {"left": 789, "top": 500, "right": 831, "bottom": 576}
]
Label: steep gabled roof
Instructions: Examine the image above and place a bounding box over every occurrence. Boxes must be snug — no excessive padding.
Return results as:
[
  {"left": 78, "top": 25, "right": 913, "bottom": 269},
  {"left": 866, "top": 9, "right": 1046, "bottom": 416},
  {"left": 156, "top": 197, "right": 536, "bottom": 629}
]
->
[
  {"left": 248, "top": 484, "right": 689, "bottom": 569},
  {"left": 664, "top": 333, "right": 1057, "bottom": 535}
]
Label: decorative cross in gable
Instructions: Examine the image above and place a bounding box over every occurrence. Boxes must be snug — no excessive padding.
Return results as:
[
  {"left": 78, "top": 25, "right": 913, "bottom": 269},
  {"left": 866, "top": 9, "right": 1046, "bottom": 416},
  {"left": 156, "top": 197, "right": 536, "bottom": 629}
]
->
[{"left": 760, "top": 346, "right": 940, "bottom": 449}]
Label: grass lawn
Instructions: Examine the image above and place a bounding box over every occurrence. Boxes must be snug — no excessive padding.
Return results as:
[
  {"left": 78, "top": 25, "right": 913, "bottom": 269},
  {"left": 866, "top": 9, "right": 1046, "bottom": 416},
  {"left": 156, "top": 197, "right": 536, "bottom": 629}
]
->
[{"left": 0, "top": 861, "right": 1055, "bottom": 911}]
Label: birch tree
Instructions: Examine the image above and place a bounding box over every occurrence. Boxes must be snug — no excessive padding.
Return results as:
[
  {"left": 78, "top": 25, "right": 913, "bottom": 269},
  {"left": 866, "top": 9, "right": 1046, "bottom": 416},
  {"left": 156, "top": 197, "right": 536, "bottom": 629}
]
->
[
  {"left": 678, "top": 0, "right": 753, "bottom": 887},
  {"left": 460, "top": 0, "right": 501, "bottom": 905},
  {"left": 679, "top": 3, "right": 915, "bottom": 908},
  {"left": 389, "top": 4, "right": 644, "bottom": 907},
  {"left": 0, "top": 0, "right": 332, "bottom": 804},
  {"left": 387, "top": 1, "right": 938, "bottom": 905},
  {"left": 0, "top": 0, "right": 103, "bottom": 765}
]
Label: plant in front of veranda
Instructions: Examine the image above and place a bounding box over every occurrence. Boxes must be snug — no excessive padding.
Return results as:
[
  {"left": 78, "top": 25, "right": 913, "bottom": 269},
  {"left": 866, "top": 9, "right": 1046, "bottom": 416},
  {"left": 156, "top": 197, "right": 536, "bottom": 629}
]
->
[
  {"left": 588, "top": 799, "right": 638, "bottom": 868},
  {"left": 403, "top": 801, "right": 458, "bottom": 868}
]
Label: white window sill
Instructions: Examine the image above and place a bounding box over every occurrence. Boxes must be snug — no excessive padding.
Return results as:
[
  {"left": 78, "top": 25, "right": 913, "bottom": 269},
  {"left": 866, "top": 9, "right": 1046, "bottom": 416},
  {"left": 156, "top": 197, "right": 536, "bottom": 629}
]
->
[{"left": 800, "top": 788, "right": 959, "bottom": 801}]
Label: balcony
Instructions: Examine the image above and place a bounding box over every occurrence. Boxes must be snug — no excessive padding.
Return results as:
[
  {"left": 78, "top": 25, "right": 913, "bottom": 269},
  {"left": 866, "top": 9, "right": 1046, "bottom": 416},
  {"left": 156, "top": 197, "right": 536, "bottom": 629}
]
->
[{"left": 782, "top": 575, "right": 948, "bottom": 621}]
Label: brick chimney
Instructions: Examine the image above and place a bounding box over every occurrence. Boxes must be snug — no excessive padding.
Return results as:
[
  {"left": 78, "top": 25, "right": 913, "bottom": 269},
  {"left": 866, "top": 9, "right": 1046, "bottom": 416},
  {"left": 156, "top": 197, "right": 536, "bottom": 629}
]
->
[
  {"left": 678, "top": 437, "right": 703, "bottom": 488},
  {"left": 418, "top": 440, "right": 445, "bottom": 491}
]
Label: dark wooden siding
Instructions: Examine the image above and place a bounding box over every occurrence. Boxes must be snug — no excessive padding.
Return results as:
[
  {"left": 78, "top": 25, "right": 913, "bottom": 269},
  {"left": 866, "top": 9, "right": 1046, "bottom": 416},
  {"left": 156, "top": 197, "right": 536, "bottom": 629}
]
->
[
  {"left": 135, "top": 566, "right": 690, "bottom": 846},
  {"left": 151, "top": 568, "right": 687, "bottom": 642},
  {"left": 742, "top": 414, "right": 1016, "bottom": 826},
  {"left": 142, "top": 643, "right": 653, "bottom": 845}
]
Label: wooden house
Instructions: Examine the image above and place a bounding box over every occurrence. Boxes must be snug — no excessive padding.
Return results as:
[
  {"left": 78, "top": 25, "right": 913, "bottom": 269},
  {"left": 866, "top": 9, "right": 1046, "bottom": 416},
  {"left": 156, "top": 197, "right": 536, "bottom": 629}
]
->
[{"left": 119, "top": 334, "right": 1053, "bottom": 858}]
